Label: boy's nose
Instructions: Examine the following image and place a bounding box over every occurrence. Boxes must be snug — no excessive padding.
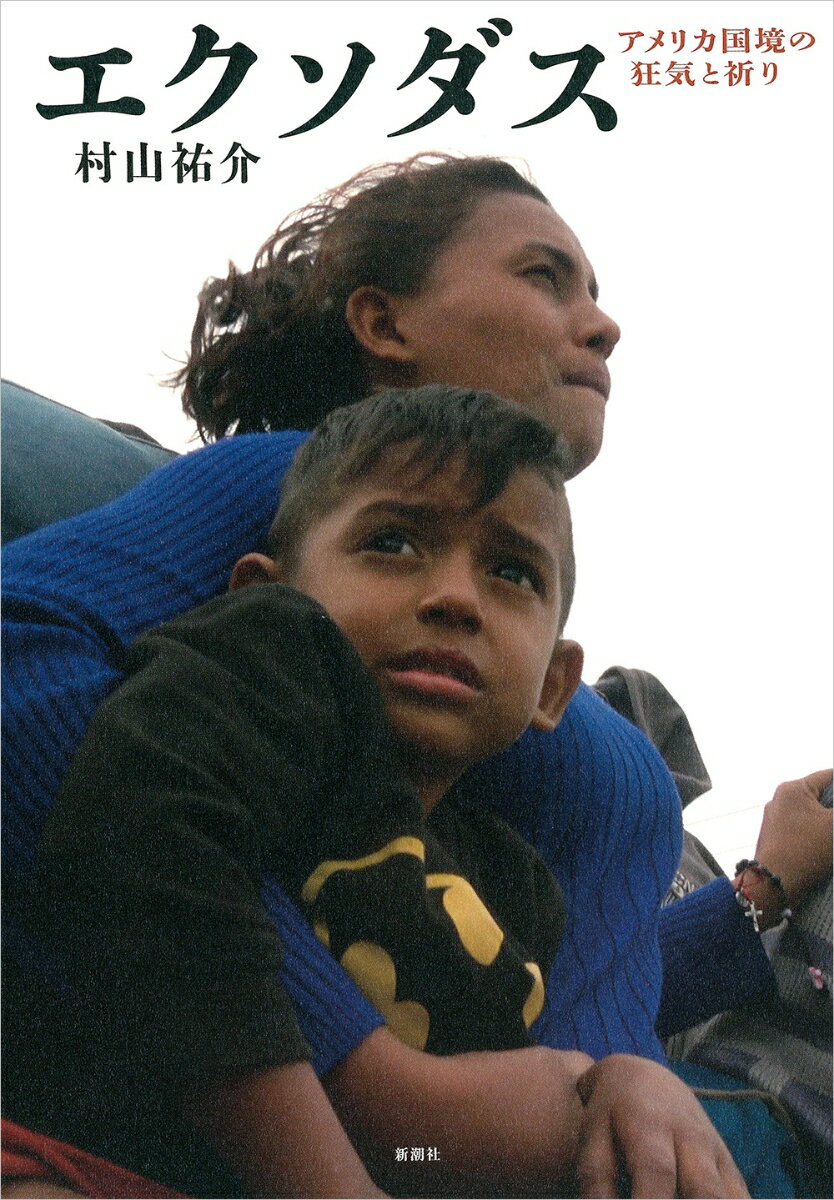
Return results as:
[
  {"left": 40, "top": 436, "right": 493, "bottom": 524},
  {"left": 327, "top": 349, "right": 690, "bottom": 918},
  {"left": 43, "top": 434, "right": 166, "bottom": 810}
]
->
[{"left": 416, "top": 558, "right": 483, "bottom": 634}]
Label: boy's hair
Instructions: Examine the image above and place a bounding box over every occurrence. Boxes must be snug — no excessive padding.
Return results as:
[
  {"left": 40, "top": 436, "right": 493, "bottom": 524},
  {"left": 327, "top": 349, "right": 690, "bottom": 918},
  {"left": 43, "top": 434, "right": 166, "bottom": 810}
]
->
[{"left": 267, "top": 386, "right": 576, "bottom": 631}]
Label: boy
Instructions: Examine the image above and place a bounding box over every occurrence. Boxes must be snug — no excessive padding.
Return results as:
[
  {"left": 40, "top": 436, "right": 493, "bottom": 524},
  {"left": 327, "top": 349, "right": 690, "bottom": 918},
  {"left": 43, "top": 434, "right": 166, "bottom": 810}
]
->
[{"left": 27, "top": 387, "right": 743, "bottom": 1198}]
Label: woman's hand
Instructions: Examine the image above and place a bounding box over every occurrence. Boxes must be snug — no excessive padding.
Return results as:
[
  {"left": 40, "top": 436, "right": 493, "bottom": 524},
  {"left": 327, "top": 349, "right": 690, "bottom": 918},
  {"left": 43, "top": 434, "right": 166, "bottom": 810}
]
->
[
  {"left": 752, "top": 769, "right": 833, "bottom": 908},
  {"left": 574, "top": 1055, "right": 749, "bottom": 1199},
  {"left": 735, "top": 769, "right": 834, "bottom": 928}
]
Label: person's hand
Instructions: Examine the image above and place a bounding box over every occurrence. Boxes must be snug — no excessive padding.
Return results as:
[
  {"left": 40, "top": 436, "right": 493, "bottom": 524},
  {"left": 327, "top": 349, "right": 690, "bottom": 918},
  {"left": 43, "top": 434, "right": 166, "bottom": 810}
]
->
[
  {"left": 753, "top": 769, "right": 833, "bottom": 905},
  {"left": 574, "top": 1055, "right": 749, "bottom": 1199}
]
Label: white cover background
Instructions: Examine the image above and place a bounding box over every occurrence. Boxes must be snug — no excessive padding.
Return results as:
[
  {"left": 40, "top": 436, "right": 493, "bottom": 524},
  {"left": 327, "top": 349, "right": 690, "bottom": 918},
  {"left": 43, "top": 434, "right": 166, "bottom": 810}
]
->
[{"left": 2, "top": 0, "right": 832, "bottom": 872}]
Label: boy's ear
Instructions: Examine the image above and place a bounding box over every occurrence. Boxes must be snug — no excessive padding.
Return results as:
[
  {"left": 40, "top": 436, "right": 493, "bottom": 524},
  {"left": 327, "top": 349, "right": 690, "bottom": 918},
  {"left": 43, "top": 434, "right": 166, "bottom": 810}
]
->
[
  {"left": 530, "top": 640, "right": 584, "bottom": 733},
  {"left": 228, "top": 553, "right": 281, "bottom": 592},
  {"left": 345, "top": 286, "right": 416, "bottom": 371}
]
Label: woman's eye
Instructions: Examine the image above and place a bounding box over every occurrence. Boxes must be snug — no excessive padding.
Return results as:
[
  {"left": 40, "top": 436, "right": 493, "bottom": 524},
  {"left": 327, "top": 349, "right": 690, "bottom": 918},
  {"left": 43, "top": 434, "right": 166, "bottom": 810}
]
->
[
  {"left": 525, "top": 264, "right": 560, "bottom": 289},
  {"left": 493, "top": 560, "right": 542, "bottom": 594},
  {"left": 364, "top": 529, "right": 418, "bottom": 556}
]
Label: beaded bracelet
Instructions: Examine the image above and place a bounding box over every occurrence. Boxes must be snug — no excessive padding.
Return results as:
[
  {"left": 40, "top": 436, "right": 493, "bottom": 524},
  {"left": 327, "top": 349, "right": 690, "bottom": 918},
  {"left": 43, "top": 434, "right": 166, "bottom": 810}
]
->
[{"left": 734, "top": 858, "right": 793, "bottom": 924}]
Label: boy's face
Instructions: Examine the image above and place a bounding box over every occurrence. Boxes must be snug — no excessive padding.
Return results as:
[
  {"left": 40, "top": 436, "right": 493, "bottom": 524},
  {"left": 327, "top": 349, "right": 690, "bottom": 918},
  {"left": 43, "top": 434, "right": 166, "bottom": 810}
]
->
[{"left": 235, "top": 449, "right": 581, "bottom": 807}]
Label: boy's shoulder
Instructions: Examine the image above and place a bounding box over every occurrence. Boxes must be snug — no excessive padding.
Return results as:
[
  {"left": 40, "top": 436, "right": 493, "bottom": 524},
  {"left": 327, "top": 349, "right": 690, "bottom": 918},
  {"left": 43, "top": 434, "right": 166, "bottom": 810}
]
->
[
  {"left": 146, "top": 581, "right": 328, "bottom": 634},
  {"left": 126, "top": 583, "right": 355, "bottom": 679},
  {"left": 119, "top": 582, "right": 391, "bottom": 765}
]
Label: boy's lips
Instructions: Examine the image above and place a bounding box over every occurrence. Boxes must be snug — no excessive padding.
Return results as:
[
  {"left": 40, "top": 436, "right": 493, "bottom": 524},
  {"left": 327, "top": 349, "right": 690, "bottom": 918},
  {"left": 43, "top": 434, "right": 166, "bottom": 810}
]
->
[{"left": 382, "top": 648, "right": 484, "bottom": 702}]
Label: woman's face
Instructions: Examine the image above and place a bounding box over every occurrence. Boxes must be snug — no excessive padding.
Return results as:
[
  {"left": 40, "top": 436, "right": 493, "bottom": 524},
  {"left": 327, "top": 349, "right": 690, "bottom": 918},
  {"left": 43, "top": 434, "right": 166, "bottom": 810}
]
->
[{"left": 393, "top": 192, "right": 620, "bottom": 477}]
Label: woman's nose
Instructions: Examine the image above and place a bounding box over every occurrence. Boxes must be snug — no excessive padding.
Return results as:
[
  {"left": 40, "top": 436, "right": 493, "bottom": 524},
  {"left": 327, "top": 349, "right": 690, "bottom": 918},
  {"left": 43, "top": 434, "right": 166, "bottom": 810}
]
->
[{"left": 584, "top": 303, "right": 621, "bottom": 359}]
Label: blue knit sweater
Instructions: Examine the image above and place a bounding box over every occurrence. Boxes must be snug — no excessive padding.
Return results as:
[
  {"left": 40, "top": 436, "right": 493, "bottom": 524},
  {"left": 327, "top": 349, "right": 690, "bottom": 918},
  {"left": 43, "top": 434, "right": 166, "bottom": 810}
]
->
[{"left": 2, "top": 433, "right": 773, "bottom": 1074}]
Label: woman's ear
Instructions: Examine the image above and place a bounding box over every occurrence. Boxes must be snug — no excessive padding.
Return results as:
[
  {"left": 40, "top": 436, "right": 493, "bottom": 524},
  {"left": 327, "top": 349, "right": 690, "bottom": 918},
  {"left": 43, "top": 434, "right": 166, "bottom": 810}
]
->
[
  {"left": 530, "top": 640, "right": 584, "bottom": 733},
  {"left": 228, "top": 552, "right": 281, "bottom": 592},
  {"left": 345, "top": 286, "right": 416, "bottom": 372}
]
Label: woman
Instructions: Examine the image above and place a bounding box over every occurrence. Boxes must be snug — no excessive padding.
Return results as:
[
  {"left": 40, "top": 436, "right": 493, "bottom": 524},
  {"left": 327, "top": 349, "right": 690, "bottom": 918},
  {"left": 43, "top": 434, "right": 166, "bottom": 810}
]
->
[{"left": 3, "top": 154, "right": 828, "bottom": 1197}]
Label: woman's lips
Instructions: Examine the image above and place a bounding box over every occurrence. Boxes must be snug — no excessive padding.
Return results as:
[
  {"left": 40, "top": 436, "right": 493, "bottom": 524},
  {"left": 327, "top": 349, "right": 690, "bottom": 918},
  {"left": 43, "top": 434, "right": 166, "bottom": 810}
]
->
[
  {"left": 562, "top": 368, "right": 610, "bottom": 401},
  {"left": 382, "top": 649, "right": 484, "bottom": 703}
]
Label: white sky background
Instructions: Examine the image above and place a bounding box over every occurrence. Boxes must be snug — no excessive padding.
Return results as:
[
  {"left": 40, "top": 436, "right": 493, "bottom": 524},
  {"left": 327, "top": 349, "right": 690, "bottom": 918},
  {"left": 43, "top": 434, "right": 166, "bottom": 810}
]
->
[{"left": 2, "top": 0, "right": 832, "bottom": 874}]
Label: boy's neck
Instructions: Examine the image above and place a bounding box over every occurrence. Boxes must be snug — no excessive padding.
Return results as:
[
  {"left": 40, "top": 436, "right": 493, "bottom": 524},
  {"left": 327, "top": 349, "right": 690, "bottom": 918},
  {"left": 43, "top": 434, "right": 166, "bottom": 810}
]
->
[
  {"left": 416, "top": 780, "right": 450, "bottom": 817},
  {"left": 399, "top": 750, "right": 461, "bottom": 817}
]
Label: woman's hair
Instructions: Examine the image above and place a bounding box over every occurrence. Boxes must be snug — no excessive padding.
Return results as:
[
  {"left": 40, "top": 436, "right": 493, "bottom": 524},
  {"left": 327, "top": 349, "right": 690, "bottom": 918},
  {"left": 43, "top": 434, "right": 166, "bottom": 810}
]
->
[{"left": 172, "top": 154, "right": 549, "bottom": 441}]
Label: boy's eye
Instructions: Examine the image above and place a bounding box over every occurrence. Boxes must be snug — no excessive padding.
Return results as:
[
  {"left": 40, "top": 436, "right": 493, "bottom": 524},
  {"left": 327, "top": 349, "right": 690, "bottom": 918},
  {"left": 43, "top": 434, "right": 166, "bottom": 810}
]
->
[
  {"left": 492, "top": 559, "right": 543, "bottom": 595},
  {"left": 364, "top": 529, "right": 418, "bottom": 556}
]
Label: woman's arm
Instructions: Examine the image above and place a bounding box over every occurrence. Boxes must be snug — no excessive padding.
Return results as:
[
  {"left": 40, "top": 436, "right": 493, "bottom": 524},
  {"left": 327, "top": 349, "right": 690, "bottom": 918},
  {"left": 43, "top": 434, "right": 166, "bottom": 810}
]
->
[
  {"left": 658, "top": 769, "right": 833, "bottom": 1035},
  {"left": 657, "top": 877, "right": 773, "bottom": 1035},
  {"left": 742, "top": 769, "right": 832, "bottom": 923},
  {"left": 2, "top": 434, "right": 302, "bottom": 874}
]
